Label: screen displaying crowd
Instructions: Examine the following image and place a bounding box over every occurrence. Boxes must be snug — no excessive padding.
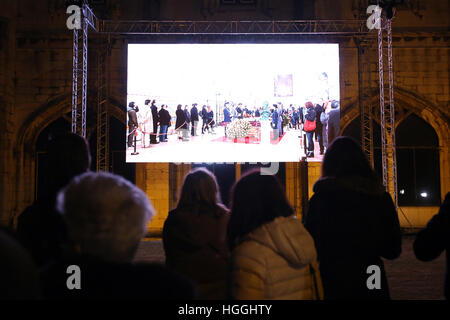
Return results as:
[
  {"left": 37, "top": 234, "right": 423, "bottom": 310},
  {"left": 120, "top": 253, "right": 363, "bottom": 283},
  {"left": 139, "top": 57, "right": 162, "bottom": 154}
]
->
[{"left": 126, "top": 43, "right": 340, "bottom": 163}]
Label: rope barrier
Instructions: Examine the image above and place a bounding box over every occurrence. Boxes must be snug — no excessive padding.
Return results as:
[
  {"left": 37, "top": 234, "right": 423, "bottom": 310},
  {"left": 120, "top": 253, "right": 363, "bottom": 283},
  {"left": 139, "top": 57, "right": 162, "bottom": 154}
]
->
[{"left": 127, "top": 121, "right": 188, "bottom": 137}]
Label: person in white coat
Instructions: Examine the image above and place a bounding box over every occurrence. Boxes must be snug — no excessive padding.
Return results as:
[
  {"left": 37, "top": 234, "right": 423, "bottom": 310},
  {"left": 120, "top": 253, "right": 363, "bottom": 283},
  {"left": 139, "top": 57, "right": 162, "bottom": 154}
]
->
[{"left": 138, "top": 99, "right": 153, "bottom": 147}]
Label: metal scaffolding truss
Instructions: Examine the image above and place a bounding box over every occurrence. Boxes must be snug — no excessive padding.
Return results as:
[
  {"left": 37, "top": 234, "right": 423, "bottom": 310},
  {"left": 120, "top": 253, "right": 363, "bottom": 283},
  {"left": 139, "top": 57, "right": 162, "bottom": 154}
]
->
[
  {"left": 357, "top": 37, "right": 377, "bottom": 168},
  {"left": 71, "top": 4, "right": 398, "bottom": 201},
  {"left": 96, "top": 36, "right": 110, "bottom": 172},
  {"left": 378, "top": 16, "right": 398, "bottom": 207},
  {"left": 71, "top": 4, "right": 97, "bottom": 138},
  {"left": 99, "top": 19, "right": 368, "bottom": 35}
]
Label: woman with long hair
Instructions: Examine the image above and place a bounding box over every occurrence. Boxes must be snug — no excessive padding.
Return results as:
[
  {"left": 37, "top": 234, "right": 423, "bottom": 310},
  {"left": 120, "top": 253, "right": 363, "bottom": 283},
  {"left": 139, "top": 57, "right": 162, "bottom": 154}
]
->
[
  {"left": 162, "top": 167, "right": 229, "bottom": 299},
  {"left": 304, "top": 136, "right": 402, "bottom": 300},
  {"left": 227, "top": 169, "right": 323, "bottom": 300}
]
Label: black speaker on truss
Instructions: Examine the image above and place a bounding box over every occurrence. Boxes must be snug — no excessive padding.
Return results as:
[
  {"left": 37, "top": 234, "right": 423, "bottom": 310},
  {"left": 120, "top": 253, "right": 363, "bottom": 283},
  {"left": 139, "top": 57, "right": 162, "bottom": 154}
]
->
[{"left": 377, "top": 0, "right": 404, "bottom": 20}]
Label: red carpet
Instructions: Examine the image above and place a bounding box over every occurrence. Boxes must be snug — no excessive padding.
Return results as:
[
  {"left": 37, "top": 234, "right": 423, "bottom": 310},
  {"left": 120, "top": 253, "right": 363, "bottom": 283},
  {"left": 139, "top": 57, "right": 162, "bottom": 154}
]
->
[{"left": 211, "top": 132, "right": 285, "bottom": 145}]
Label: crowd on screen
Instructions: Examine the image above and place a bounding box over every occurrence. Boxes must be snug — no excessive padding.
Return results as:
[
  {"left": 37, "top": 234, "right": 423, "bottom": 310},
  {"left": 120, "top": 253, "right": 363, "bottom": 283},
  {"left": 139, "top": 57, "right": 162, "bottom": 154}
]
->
[
  {"left": 127, "top": 98, "right": 341, "bottom": 157},
  {"left": 2, "top": 133, "right": 449, "bottom": 300}
]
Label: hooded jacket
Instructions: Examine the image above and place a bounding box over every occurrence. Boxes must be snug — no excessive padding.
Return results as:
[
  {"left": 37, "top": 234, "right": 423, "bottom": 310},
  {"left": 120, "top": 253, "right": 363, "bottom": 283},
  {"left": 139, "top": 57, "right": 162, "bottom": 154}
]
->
[
  {"left": 163, "top": 205, "right": 229, "bottom": 299},
  {"left": 229, "top": 216, "right": 323, "bottom": 300},
  {"left": 305, "top": 176, "right": 402, "bottom": 300}
]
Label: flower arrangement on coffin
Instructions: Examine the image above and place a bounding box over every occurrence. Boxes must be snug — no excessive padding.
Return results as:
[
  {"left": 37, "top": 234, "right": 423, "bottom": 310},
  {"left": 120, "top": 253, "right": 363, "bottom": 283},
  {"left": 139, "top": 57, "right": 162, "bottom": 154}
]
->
[{"left": 226, "top": 119, "right": 253, "bottom": 139}]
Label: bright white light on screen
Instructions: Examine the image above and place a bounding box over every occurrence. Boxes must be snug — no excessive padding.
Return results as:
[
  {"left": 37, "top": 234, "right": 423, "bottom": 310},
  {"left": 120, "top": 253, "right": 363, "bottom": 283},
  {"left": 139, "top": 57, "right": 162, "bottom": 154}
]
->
[
  {"left": 126, "top": 43, "right": 340, "bottom": 163},
  {"left": 127, "top": 44, "right": 340, "bottom": 106},
  {"left": 400, "top": 189, "right": 405, "bottom": 195},
  {"left": 420, "top": 192, "right": 428, "bottom": 198}
]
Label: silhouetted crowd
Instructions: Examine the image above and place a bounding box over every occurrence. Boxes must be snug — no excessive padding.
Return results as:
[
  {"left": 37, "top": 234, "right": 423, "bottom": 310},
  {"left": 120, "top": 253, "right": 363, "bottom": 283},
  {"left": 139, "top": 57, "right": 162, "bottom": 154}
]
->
[{"left": 1, "top": 134, "right": 448, "bottom": 300}]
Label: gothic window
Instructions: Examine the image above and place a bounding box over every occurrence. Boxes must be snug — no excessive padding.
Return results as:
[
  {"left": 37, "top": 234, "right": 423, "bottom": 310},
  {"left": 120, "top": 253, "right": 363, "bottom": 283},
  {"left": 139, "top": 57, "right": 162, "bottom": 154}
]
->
[
  {"left": 343, "top": 112, "right": 441, "bottom": 206},
  {"left": 396, "top": 113, "right": 440, "bottom": 206}
]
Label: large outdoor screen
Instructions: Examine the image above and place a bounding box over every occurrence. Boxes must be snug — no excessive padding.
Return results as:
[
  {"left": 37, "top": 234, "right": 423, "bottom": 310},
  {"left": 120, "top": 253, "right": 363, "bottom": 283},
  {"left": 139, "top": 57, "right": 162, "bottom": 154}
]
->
[{"left": 126, "top": 43, "right": 340, "bottom": 163}]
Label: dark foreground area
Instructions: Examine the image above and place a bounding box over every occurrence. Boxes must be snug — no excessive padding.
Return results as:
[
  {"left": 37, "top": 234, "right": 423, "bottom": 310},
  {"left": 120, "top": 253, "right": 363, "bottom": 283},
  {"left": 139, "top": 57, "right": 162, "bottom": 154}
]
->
[{"left": 134, "top": 234, "right": 446, "bottom": 300}]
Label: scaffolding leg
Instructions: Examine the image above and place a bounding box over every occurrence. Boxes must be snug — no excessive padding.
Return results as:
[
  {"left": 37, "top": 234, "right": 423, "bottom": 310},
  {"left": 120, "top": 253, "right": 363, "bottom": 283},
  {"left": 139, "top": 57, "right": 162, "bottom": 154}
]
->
[{"left": 378, "top": 16, "right": 398, "bottom": 208}]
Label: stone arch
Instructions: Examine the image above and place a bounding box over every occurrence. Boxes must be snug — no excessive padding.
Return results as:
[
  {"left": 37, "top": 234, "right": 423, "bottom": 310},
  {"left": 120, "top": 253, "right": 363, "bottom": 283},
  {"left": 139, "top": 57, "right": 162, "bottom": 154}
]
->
[
  {"left": 13, "top": 93, "right": 126, "bottom": 220},
  {"left": 340, "top": 87, "right": 449, "bottom": 200},
  {"left": 108, "top": 97, "right": 126, "bottom": 124}
]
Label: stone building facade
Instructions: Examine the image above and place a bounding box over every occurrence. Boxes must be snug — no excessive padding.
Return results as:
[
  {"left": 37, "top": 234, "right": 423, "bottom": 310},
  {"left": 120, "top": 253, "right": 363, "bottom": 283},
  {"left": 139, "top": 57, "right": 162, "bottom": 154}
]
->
[{"left": 0, "top": 0, "right": 448, "bottom": 232}]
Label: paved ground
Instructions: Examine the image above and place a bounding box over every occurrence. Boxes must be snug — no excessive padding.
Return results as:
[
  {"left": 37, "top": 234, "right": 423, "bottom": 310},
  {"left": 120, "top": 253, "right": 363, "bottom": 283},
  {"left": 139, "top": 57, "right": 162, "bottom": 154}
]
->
[{"left": 134, "top": 234, "right": 446, "bottom": 300}]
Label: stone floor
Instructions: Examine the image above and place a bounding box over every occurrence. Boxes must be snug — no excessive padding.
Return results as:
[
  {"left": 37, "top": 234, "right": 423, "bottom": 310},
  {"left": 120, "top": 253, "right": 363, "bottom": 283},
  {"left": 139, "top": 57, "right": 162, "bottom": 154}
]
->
[{"left": 134, "top": 234, "right": 446, "bottom": 300}]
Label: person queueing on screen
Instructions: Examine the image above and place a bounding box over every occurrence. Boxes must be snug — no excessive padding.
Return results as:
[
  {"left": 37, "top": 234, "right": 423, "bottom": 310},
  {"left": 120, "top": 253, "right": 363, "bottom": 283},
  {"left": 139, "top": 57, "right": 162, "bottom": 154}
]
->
[
  {"left": 303, "top": 102, "right": 317, "bottom": 158},
  {"left": 326, "top": 100, "right": 340, "bottom": 146},
  {"left": 127, "top": 102, "right": 139, "bottom": 148},
  {"left": 293, "top": 107, "right": 300, "bottom": 130},
  {"left": 231, "top": 104, "right": 237, "bottom": 121},
  {"left": 139, "top": 99, "right": 153, "bottom": 147},
  {"left": 158, "top": 104, "right": 171, "bottom": 143},
  {"left": 206, "top": 106, "right": 215, "bottom": 134},
  {"left": 223, "top": 103, "right": 232, "bottom": 137},
  {"left": 184, "top": 105, "right": 191, "bottom": 133},
  {"left": 271, "top": 104, "right": 280, "bottom": 141},
  {"left": 190, "top": 103, "right": 199, "bottom": 136},
  {"left": 236, "top": 103, "right": 243, "bottom": 119},
  {"left": 175, "top": 104, "right": 189, "bottom": 142},
  {"left": 150, "top": 100, "right": 159, "bottom": 144},
  {"left": 255, "top": 107, "right": 261, "bottom": 118},
  {"left": 314, "top": 103, "right": 325, "bottom": 155},
  {"left": 201, "top": 105, "right": 208, "bottom": 134}
]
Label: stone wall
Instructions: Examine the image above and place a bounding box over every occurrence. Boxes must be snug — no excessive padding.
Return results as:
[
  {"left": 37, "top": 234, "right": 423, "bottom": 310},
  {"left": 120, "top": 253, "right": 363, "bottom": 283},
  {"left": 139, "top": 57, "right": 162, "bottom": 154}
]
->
[{"left": 0, "top": 0, "right": 448, "bottom": 230}]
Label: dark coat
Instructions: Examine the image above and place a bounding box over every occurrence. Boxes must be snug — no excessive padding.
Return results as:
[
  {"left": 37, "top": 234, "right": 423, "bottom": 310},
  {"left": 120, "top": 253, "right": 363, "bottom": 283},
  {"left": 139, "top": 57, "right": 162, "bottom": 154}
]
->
[
  {"left": 327, "top": 108, "right": 340, "bottom": 144},
  {"left": 16, "top": 197, "right": 67, "bottom": 268},
  {"left": 40, "top": 256, "right": 196, "bottom": 299},
  {"left": 201, "top": 108, "right": 208, "bottom": 120},
  {"left": 303, "top": 107, "right": 317, "bottom": 132},
  {"left": 304, "top": 107, "right": 316, "bottom": 122},
  {"left": 299, "top": 107, "right": 305, "bottom": 124},
  {"left": 0, "top": 229, "right": 41, "bottom": 299},
  {"left": 304, "top": 176, "right": 402, "bottom": 300},
  {"left": 272, "top": 109, "right": 279, "bottom": 129},
  {"left": 190, "top": 106, "right": 199, "bottom": 121},
  {"left": 223, "top": 108, "right": 232, "bottom": 123},
  {"left": 184, "top": 109, "right": 191, "bottom": 123},
  {"left": 158, "top": 108, "right": 171, "bottom": 126},
  {"left": 127, "top": 108, "right": 138, "bottom": 126},
  {"left": 314, "top": 105, "right": 325, "bottom": 129},
  {"left": 414, "top": 192, "right": 450, "bottom": 299},
  {"left": 175, "top": 109, "right": 187, "bottom": 129},
  {"left": 163, "top": 205, "right": 230, "bottom": 299},
  {"left": 151, "top": 104, "right": 159, "bottom": 123},
  {"left": 207, "top": 110, "right": 214, "bottom": 121}
]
